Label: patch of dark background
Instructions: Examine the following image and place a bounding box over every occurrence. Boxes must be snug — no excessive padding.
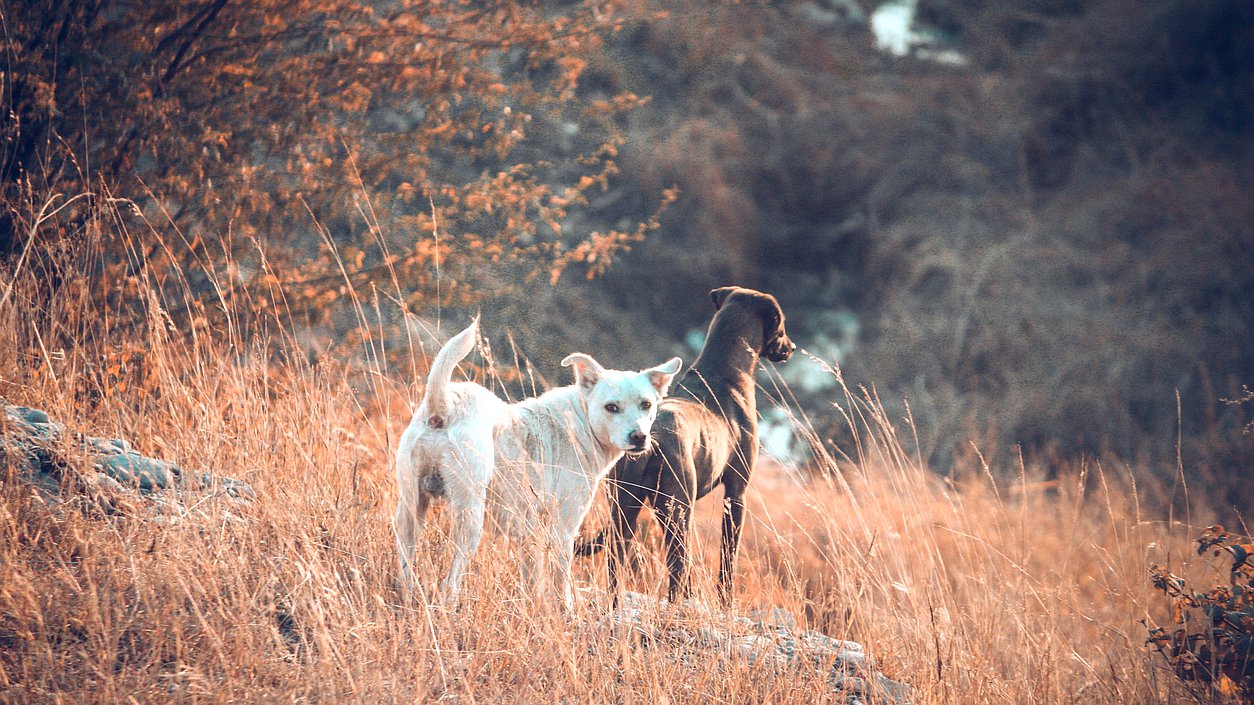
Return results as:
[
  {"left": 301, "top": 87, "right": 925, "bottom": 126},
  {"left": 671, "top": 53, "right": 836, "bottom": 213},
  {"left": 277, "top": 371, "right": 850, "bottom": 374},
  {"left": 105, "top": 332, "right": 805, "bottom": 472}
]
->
[{"left": 552, "top": 0, "right": 1254, "bottom": 510}]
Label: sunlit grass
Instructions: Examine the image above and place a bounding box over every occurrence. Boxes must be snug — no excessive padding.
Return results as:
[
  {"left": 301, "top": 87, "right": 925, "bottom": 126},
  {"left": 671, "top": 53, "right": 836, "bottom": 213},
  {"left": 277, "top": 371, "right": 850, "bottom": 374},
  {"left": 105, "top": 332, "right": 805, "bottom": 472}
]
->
[{"left": 0, "top": 198, "right": 1232, "bottom": 704}]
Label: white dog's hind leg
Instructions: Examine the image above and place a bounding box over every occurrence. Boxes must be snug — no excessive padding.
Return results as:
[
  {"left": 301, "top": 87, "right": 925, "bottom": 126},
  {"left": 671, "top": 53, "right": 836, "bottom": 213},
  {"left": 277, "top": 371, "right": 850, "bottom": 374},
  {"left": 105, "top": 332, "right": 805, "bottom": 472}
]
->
[
  {"left": 394, "top": 431, "right": 426, "bottom": 598},
  {"left": 440, "top": 431, "right": 493, "bottom": 608},
  {"left": 394, "top": 491, "right": 432, "bottom": 598},
  {"left": 442, "top": 500, "right": 485, "bottom": 608}
]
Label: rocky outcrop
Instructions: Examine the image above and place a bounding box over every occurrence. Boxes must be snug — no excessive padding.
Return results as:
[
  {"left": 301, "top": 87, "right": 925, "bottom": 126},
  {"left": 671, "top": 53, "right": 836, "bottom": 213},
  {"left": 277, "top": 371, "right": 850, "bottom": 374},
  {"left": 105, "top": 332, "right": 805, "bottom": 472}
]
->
[
  {"left": 1, "top": 400, "right": 253, "bottom": 505},
  {"left": 596, "top": 591, "right": 912, "bottom": 704}
]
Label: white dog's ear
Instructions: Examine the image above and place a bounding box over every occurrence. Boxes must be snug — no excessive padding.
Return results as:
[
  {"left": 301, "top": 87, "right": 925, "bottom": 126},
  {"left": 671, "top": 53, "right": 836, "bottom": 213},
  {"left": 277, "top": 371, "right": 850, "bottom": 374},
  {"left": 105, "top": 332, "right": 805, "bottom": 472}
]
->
[
  {"left": 646, "top": 357, "right": 683, "bottom": 396},
  {"left": 561, "top": 353, "right": 606, "bottom": 392}
]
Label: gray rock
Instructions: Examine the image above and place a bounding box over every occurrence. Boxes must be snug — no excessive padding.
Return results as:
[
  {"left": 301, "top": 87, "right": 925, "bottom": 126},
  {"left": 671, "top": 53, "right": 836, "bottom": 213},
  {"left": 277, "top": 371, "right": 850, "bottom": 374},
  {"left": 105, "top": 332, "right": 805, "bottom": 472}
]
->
[
  {"left": 746, "top": 605, "right": 797, "bottom": 630},
  {"left": 597, "top": 592, "right": 912, "bottom": 703},
  {"left": 5, "top": 406, "right": 64, "bottom": 441},
  {"left": 797, "top": 0, "right": 865, "bottom": 26},
  {"left": 876, "top": 673, "right": 915, "bottom": 703},
  {"left": 733, "top": 634, "right": 788, "bottom": 670},
  {"left": 832, "top": 674, "right": 872, "bottom": 701},
  {"left": 18, "top": 407, "right": 50, "bottom": 424},
  {"left": 93, "top": 453, "right": 177, "bottom": 492},
  {"left": 93, "top": 472, "right": 127, "bottom": 494},
  {"left": 799, "top": 630, "right": 870, "bottom": 671},
  {"left": 4, "top": 401, "right": 254, "bottom": 504},
  {"left": 195, "top": 472, "right": 256, "bottom": 498},
  {"left": 216, "top": 476, "right": 255, "bottom": 499},
  {"left": 85, "top": 437, "right": 132, "bottom": 455}
]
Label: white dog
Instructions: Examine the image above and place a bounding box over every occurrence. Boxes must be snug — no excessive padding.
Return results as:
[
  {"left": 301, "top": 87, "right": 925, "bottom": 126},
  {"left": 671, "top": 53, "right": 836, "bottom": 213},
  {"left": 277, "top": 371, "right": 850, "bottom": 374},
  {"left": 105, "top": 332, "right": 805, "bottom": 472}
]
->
[{"left": 395, "top": 318, "right": 681, "bottom": 609}]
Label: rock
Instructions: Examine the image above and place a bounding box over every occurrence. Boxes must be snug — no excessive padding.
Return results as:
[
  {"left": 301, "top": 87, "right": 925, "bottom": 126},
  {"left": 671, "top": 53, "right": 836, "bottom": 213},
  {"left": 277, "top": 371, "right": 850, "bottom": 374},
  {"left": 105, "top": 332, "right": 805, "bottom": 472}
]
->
[
  {"left": 93, "top": 472, "right": 127, "bottom": 494},
  {"left": 595, "top": 591, "right": 912, "bottom": 703},
  {"left": 798, "top": 630, "right": 870, "bottom": 671},
  {"left": 796, "top": 0, "right": 865, "bottom": 26},
  {"left": 745, "top": 605, "right": 797, "bottom": 630},
  {"left": 797, "top": 2, "right": 843, "bottom": 27},
  {"left": 93, "top": 453, "right": 177, "bottom": 492},
  {"left": 733, "top": 634, "right": 789, "bottom": 670},
  {"left": 875, "top": 673, "right": 915, "bottom": 703},
  {"left": 5, "top": 405, "right": 64, "bottom": 441},
  {"left": 18, "top": 408, "right": 50, "bottom": 424},
  {"left": 195, "top": 472, "right": 256, "bottom": 499},
  {"left": 85, "top": 436, "right": 132, "bottom": 455},
  {"left": 3, "top": 400, "right": 254, "bottom": 505}
]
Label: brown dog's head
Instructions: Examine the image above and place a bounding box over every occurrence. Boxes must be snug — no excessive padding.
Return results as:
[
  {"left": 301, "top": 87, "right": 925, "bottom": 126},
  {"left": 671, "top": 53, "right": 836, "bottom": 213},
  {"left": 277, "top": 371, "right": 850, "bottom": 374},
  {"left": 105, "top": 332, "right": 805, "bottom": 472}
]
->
[{"left": 709, "top": 286, "right": 796, "bottom": 363}]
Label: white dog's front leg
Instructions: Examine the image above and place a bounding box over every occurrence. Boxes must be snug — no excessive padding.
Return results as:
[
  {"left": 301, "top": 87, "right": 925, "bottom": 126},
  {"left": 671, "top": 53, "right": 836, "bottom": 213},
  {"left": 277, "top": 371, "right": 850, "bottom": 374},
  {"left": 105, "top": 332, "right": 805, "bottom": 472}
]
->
[
  {"left": 551, "top": 533, "right": 575, "bottom": 612},
  {"left": 519, "top": 530, "right": 546, "bottom": 598},
  {"left": 549, "top": 499, "right": 588, "bottom": 613}
]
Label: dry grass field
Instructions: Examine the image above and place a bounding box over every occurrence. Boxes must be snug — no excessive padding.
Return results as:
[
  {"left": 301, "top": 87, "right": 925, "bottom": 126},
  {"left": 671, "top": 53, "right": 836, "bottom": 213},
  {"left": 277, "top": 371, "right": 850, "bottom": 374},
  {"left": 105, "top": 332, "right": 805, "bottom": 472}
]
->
[
  {"left": 4, "top": 1, "right": 1251, "bottom": 701},
  {"left": 0, "top": 225, "right": 1235, "bottom": 704}
]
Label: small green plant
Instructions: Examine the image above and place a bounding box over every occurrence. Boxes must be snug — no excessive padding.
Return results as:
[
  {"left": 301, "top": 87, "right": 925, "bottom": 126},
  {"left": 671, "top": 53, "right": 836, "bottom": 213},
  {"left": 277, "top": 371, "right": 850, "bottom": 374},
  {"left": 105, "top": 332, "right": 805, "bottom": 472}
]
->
[{"left": 1149, "top": 525, "right": 1254, "bottom": 702}]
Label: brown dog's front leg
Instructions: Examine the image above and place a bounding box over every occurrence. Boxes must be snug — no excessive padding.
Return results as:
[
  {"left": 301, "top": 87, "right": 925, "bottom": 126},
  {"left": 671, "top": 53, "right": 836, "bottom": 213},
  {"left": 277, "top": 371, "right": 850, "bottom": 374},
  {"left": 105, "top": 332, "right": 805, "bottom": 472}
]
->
[{"left": 719, "top": 493, "right": 746, "bottom": 605}]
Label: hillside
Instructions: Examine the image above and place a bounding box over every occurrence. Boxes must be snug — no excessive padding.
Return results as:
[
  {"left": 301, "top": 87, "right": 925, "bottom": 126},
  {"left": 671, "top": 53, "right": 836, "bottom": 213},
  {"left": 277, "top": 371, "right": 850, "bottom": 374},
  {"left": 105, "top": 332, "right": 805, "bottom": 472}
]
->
[
  {"left": 0, "top": 264, "right": 1230, "bottom": 702},
  {"left": 2, "top": 0, "right": 1252, "bottom": 701}
]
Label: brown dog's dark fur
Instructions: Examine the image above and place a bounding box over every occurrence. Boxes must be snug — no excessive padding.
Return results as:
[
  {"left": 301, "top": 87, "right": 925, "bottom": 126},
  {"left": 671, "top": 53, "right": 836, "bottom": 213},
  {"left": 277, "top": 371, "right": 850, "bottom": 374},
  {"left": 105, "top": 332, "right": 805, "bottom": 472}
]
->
[{"left": 577, "top": 286, "right": 794, "bottom": 603}]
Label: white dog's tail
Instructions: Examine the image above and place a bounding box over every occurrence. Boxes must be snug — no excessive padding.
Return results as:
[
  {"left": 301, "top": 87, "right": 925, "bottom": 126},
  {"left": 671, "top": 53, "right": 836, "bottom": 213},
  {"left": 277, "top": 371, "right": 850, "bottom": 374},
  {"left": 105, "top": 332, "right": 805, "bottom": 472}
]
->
[{"left": 420, "top": 318, "right": 479, "bottom": 428}]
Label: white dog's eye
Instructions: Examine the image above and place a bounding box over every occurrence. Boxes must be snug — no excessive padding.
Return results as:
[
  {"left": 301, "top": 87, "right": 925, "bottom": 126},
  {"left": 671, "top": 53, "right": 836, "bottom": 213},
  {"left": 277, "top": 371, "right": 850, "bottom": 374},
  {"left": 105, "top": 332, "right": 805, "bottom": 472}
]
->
[
  {"left": 640, "top": 400, "right": 652, "bottom": 411},
  {"left": 604, "top": 403, "right": 620, "bottom": 413}
]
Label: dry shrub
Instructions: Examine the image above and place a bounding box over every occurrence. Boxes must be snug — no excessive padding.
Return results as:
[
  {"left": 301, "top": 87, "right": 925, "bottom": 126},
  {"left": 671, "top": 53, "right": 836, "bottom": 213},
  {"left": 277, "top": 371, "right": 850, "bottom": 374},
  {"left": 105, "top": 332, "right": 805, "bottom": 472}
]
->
[{"left": 1149, "top": 525, "right": 1254, "bottom": 703}]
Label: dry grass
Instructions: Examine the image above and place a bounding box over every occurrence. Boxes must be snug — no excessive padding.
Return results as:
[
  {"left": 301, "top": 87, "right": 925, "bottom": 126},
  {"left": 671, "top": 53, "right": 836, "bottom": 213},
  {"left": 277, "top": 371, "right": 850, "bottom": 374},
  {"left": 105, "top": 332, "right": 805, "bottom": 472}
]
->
[{"left": 0, "top": 208, "right": 1236, "bottom": 704}]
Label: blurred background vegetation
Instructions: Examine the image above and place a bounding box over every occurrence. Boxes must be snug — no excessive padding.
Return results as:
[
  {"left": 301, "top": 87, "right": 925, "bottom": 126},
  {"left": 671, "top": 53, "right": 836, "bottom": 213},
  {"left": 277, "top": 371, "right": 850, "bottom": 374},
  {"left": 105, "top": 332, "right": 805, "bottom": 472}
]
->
[{"left": 4, "top": 0, "right": 1252, "bottom": 510}]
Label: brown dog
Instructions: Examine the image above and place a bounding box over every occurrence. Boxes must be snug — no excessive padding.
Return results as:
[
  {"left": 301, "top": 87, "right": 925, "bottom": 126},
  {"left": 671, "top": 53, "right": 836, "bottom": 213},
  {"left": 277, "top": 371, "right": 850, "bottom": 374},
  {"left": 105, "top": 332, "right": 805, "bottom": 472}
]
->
[{"left": 577, "top": 286, "right": 794, "bottom": 603}]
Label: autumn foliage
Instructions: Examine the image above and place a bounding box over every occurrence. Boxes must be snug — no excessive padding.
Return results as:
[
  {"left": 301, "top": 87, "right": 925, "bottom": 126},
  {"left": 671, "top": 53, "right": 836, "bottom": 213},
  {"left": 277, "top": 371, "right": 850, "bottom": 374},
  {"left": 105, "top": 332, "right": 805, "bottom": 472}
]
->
[
  {"left": 2, "top": 0, "right": 664, "bottom": 335},
  {"left": 1150, "top": 525, "right": 1254, "bottom": 703}
]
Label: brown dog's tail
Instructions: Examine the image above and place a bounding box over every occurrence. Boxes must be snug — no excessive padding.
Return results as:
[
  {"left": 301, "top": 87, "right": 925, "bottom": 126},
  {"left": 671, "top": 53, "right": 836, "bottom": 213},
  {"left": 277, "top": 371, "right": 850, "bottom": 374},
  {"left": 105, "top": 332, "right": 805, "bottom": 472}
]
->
[
  {"left": 420, "top": 318, "right": 478, "bottom": 428},
  {"left": 573, "top": 528, "right": 607, "bottom": 557}
]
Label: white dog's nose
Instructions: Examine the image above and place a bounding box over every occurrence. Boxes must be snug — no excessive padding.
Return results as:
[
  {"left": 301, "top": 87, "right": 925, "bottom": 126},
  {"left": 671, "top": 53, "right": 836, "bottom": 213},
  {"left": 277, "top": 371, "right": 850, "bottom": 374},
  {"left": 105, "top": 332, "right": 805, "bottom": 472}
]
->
[{"left": 628, "top": 431, "right": 647, "bottom": 449}]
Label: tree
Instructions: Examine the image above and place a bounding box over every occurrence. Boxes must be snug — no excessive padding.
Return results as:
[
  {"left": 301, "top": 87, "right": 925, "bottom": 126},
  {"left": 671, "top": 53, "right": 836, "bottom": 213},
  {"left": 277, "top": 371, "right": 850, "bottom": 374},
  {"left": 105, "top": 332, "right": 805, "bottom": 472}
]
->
[{"left": 1, "top": 0, "right": 656, "bottom": 325}]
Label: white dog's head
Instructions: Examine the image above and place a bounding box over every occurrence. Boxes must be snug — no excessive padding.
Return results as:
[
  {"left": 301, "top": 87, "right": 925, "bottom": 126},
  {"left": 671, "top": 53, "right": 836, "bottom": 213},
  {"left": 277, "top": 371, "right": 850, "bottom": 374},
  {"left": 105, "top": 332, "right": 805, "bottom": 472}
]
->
[{"left": 561, "top": 354, "right": 683, "bottom": 452}]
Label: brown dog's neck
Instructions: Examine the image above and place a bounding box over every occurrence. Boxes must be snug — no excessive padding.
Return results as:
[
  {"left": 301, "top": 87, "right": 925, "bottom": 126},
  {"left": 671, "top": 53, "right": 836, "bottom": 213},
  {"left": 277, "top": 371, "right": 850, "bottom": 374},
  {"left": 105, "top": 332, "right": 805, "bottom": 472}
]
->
[{"left": 683, "top": 327, "right": 760, "bottom": 404}]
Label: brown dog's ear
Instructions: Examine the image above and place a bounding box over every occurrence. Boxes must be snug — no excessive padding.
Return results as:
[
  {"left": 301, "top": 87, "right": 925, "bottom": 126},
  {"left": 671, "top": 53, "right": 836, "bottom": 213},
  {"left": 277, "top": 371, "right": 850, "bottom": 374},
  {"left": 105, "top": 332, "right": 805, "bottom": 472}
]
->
[
  {"left": 561, "top": 353, "right": 605, "bottom": 392},
  {"left": 709, "top": 287, "right": 738, "bottom": 310}
]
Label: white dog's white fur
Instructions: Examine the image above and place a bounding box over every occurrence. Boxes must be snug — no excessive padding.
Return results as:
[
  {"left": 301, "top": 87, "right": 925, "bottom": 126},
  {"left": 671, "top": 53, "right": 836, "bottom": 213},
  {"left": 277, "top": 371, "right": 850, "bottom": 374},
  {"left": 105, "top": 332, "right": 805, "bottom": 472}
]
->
[{"left": 395, "top": 318, "right": 681, "bottom": 609}]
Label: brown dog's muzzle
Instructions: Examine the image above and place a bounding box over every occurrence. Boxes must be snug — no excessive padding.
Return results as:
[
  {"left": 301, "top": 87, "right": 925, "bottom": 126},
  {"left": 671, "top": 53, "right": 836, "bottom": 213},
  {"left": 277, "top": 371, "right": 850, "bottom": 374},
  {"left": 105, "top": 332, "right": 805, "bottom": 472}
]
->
[{"left": 764, "top": 335, "right": 795, "bottom": 362}]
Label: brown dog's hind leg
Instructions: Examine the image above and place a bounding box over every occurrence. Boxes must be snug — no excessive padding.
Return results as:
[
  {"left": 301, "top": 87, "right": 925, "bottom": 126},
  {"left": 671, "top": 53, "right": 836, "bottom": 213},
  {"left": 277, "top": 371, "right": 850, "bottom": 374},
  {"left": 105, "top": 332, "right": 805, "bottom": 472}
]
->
[
  {"left": 659, "top": 491, "right": 695, "bottom": 602},
  {"left": 656, "top": 452, "right": 698, "bottom": 603},
  {"left": 607, "top": 480, "right": 646, "bottom": 600},
  {"left": 657, "top": 451, "right": 699, "bottom": 602}
]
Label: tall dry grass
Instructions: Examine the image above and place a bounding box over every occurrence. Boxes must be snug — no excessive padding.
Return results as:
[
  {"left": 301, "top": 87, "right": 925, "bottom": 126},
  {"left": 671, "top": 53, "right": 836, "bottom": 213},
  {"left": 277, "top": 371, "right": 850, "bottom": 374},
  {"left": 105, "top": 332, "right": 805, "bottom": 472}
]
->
[{"left": 0, "top": 198, "right": 1235, "bottom": 703}]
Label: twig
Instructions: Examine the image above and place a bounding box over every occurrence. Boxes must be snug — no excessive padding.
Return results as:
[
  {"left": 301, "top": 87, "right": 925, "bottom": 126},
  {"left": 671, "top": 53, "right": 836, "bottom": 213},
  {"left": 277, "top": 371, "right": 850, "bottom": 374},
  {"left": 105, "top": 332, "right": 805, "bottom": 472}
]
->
[{"left": 0, "top": 192, "right": 91, "bottom": 309}]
